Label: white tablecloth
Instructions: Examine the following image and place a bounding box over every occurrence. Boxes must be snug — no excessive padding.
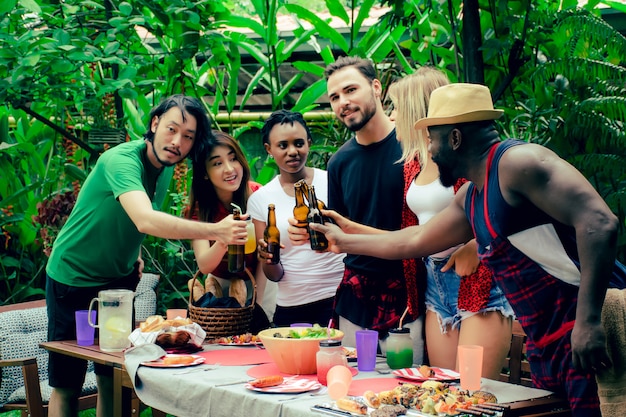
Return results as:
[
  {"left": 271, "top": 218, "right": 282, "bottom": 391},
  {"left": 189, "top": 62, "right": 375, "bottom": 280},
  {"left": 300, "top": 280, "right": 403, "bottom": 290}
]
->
[{"left": 127, "top": 346, "right": 555, "bottom": 417}]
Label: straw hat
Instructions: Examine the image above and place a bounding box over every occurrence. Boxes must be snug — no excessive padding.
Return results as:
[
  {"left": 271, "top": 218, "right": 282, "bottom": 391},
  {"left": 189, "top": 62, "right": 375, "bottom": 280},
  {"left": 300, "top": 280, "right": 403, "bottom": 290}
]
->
[{"left": 414, "top": 83, "right": 503, "bottom": 130}]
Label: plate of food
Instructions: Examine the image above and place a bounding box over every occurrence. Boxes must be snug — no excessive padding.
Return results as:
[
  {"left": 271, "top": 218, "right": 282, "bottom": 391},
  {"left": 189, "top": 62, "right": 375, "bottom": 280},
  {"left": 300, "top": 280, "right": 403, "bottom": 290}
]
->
[
  {"left": 245, "top": 375, "right": 322, "bottom": 394},
  {"left": 342, "top": 346, "right": 357, "bottom": 362},
  {"left": 392, "top": 365, "right": 460, "bottom": 382},
  {"left": 142, "top": 354, "right": 205, "bottom": 368},
  {"left": 216, "top": 333, "right": 262, "bottom": 346}
]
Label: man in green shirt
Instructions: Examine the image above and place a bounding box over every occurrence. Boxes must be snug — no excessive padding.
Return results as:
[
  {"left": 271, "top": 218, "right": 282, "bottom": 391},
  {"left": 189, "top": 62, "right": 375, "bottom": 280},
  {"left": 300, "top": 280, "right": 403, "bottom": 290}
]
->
[{"left": 45, "top": 95, "right": 248, "bottom": 417}]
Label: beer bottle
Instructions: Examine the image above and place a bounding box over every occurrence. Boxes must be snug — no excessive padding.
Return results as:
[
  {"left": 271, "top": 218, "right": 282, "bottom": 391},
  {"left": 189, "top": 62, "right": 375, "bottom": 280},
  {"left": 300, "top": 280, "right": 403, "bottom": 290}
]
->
[
  {"left": 227, "top": 207, "right": 245, "bottom": 273},
  {"left": 264, "top": 204, "right": 281, "bottom": 264},
  {"left": 307, "top": 185, "right": 329, "bottom": 251},
  {"left": 293, "top": 181, "right": 310, "bottom": 228}
]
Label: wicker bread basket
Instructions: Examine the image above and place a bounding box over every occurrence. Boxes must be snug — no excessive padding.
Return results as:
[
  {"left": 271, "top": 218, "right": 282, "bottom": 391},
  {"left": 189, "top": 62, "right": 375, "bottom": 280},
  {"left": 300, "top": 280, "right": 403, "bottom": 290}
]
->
[{"left": 188, "top": 269, "right": 256, "bottom": 340}]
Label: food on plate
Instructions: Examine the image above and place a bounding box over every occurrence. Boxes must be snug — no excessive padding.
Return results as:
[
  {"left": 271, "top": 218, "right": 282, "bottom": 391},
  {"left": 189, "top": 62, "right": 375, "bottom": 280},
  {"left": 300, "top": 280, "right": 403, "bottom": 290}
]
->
[
  {"left": 162, "top": 355, "right": 196, "bottom": 365},
  {"left": 378, "top": 382, "right": 498, "bottom": 416},
  {"left": 472, "top": 390, "right": 498, "bottom": 403},
  {"left": 336, "top": 397, "right": 368, "bottom": 415},
  {"left": 188, "top": 278, "right": 205, "bottom": 302},
  {"left": 139, "top": 315, "right": 194, "bottom": 333},
  {"left": 363, "top": 390, "right": 381, "bottom": 409},
  {"left": 205, "top": 276, "right": 223, "bottom": 298},
  {"left": 155, "top": 331, "right": 192, "bottom": 348},
  {"left": 140, "top": 315, "right": 165, "bottom": 332},
  {"left": 214, "top": 333, "right": 261, "bottom": 344},
  {"left": 342, "top": 346, "right": 357, "bottom": 359},
  {"left": 229, "top": 278, "right": 247, "bottom": 307},
  {"left": 370, "top": 405, "right": 407, "bottom": 417},
  {"left": 249, "top": 375, "right": 284, "bottom": 388},
  {"left": 418, "top": 364, "right": 435, "bottom": 378}
]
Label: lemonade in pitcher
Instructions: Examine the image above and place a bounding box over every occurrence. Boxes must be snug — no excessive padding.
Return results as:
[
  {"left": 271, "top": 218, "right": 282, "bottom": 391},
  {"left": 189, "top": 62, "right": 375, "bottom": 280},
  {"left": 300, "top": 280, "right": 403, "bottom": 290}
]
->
[{"left": 88, "top": 289, "right": 133, "bottom": 352}]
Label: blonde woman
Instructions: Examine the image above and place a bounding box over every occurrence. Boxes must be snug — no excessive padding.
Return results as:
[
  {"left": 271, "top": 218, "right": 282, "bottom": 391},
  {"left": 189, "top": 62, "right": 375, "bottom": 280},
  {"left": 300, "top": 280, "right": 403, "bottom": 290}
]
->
[{"left": 388, "top": 67, "right": 514, "bottom": 379}]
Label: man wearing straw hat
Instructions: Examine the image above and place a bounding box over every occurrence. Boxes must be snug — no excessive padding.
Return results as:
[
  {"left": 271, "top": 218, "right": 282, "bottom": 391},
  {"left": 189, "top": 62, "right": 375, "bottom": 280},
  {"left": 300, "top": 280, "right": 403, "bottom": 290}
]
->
[{"left": 311, "top": 83, "right": 626, "bottom": 416}]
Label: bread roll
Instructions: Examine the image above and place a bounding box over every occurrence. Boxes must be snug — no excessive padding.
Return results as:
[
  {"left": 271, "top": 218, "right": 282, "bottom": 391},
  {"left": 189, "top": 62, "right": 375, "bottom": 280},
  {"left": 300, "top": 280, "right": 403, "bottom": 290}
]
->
[
  {"left": 188, "top": 278, "right": 205, "bottom": 302},
  {"left": 249, "top": 375, "right": 284, "bottom": 388},
  {"left": 141, "top": 315, "right": 165, "bottom": 332},
  {"left": 156, "top": 331, "right": 191, "bottom": 348},
  {"left": 162, "top": 355, "right": 195, "bottom": 365},
  {"left": 205, "top": 276, "right": 223, "bottom": 297},
  {"left": 363, "top": 390, "right": 381, "bottom": 409},
  {"left": 229, "top": 278, "right": 247, "bottom": 307},
  {"left": 336, "top": 397, "right": 367, "bottom": 415}
]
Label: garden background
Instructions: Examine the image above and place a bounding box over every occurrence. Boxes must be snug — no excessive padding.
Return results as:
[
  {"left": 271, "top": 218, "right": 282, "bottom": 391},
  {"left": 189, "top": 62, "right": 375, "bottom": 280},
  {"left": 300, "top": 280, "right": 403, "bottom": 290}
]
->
[{"left": 1, "top": 0, "right": 625, "bottom": 316}]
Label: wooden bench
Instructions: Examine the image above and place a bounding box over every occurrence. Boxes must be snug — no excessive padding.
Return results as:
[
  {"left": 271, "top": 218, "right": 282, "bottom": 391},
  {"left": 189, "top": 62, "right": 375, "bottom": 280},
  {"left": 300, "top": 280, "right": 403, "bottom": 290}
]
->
[
  {"left": 500, "top": 319, "right": 532, "bottom": 387},
  {"left": 500, "top": 320, "right": 571, "bottom": 416}
]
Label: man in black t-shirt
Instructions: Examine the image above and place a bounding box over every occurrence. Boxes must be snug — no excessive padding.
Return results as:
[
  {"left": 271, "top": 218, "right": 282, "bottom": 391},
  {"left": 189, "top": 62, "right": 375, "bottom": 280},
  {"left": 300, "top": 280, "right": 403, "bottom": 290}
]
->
[{"left": 321, "top": 57, "right": 424, "bottom": 362}]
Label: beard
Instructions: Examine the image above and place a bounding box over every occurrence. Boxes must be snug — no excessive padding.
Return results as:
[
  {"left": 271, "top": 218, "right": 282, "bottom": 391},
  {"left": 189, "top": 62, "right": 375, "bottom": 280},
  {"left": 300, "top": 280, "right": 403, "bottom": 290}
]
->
[
  {"left": 432, "top": 142, "right": 459, "bottom": 188},
  {"left": 343, "top": 93, "right": 378, "bottom": 132},
  {"left": 150, "top": 138, "right": 178, "bottom": 167}
]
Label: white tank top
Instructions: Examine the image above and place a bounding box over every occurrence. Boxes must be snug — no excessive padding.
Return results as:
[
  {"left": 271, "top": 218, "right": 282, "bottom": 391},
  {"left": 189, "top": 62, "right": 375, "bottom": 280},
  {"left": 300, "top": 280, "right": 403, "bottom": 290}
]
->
[{"left": 406, "top": 178, "right": 460, "bottom": 259}]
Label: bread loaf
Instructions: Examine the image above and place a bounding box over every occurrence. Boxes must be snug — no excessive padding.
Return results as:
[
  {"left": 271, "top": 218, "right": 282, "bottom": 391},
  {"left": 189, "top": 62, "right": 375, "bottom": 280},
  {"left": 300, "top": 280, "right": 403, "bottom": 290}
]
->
[
  {"left": 140, "top": 315, "right": 165, "bottom": 332},
  {"left": 155, "top": 331, "right": 192, "bottom": 348},
  {"left": 188, "top": 278, "right": 205, "bottom": 302},
  {"left": 205, "top": 276, "right": 223, "bottom": 297},
  {"left": 229, "top": 278, "right": 247, "bottom": 307}
]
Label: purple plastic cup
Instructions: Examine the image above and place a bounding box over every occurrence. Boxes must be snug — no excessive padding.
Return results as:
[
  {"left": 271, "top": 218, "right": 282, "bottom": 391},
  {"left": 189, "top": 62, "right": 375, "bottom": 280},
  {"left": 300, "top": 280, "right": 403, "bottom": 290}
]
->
[{"left": 75, "top": 310, "right": 97, "bottom": 346}]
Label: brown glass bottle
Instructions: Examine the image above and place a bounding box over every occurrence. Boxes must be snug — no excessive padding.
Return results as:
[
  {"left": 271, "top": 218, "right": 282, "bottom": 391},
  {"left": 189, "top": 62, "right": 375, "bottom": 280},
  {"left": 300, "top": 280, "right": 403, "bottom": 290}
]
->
[
  {"left": 307, "top": 185, "right": 329, "bottom": 251},
  {"left": 227, "top": 207, "right": 245, "bottom": 273},
  {"left": 264, "top": 204, "right": 281, "bottom": 264},
  {"left": 293, "top": 181, "right": 310, "bottom": 228}
]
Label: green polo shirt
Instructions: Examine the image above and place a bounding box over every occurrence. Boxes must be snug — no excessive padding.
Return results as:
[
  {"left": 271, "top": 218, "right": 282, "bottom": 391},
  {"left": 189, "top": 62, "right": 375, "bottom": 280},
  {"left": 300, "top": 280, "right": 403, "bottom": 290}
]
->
[{"left": 46, "top": 140, "right": 173, "bottom": 286}]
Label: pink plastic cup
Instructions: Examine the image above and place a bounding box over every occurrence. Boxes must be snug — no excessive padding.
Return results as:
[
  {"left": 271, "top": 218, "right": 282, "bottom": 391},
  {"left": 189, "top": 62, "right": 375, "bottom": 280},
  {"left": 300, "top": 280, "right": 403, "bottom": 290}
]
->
[
  {"left": 166, "top": 309, "right": 188, "bottom": 320},
  {"left": 458, "top": 345, "right": 483, "bottom": 391},
  {"left": 326, "top": 365, "right": 352, "bottom": 400}
]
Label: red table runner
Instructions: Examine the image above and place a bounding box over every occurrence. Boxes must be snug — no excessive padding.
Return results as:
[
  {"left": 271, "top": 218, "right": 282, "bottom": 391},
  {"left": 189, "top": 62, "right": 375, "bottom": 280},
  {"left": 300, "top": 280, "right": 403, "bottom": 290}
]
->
[
  {"left": 347, "top": 377, "right": 401, "bottom": 396},
  {"left": 247, "top": 362, "right": 358, "bottom": 380},
  {"left": 198, "top": 348, "right": 272, "bottom": 366}
]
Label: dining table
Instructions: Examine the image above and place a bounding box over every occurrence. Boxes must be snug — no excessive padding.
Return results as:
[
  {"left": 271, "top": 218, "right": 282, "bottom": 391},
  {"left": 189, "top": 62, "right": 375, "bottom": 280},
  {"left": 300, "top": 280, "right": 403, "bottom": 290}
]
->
[
  {"left": 38, "top": 339, "right": 572, "bottom": 417},
  {"left": 120, "top": 343, "right": 570, "bottom": 417}
]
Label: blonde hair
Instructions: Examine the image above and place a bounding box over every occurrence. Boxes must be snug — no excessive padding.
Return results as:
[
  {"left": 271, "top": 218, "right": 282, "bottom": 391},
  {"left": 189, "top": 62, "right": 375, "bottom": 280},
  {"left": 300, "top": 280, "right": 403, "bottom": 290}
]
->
[{"left": 389, "top": 67, "right": 450, "bottom": 166}]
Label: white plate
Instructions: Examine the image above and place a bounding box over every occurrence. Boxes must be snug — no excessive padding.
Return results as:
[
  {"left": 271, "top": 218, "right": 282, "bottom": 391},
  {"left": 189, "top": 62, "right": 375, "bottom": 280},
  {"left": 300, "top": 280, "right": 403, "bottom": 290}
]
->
[
  {"left": 392, "top": 367, "right": 460, "bottom": 381},
  {"left": 343, "top": 346, "right": 357, "bottom": 362},
  {"left": 245, "top": 378, "right": 322, "bottom": 393},
  {"left": 142, "top": 354, "right": 205, "bottom": 368}
]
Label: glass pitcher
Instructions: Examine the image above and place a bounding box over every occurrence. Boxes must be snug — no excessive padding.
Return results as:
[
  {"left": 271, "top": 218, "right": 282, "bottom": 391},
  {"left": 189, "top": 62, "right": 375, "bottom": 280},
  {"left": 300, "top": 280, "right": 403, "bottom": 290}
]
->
[{"left": 88, "top": 289, "right": 134, "bottom": 352}]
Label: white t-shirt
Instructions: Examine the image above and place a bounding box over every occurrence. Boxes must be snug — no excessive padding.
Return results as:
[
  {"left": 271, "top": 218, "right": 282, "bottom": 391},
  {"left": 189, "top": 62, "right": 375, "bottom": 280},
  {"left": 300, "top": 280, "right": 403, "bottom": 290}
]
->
[
  {"left": 406, "top": 178, "right": 460, "bottom": 259},
  {"left": 247, "top": 168, "right": 346, "bottom": 307}
]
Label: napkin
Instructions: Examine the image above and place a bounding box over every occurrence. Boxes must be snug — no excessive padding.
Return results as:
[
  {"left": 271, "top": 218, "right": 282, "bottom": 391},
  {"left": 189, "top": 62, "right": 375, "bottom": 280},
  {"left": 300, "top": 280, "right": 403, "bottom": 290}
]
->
[{"left": 124, "top": 344, "right": 166, "bottom": 388}]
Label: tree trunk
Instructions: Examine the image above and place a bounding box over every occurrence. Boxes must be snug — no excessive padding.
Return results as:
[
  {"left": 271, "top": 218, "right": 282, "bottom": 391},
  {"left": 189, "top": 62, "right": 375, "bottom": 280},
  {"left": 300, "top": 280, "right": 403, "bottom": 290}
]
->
[{"left": 462, "top": 0, "right": 485, "bottom": 84}]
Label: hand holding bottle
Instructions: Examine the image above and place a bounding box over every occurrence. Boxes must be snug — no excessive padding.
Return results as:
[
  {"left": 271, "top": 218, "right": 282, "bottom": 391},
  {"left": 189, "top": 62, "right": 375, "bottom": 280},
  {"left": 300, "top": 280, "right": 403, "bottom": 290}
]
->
[{"left": 286, "top": 217, "right": 310, "bottom": 246}]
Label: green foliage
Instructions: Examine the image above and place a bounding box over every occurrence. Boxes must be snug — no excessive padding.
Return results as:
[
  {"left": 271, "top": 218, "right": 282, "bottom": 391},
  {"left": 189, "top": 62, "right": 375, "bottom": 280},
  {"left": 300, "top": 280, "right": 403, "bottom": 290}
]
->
[{"left": 1, "top": 0, "right": 625, "bottom": 306}]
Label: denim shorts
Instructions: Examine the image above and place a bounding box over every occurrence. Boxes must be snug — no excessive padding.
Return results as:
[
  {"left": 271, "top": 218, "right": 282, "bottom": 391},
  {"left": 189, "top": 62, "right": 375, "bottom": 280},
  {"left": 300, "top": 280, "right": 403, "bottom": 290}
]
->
[{"left": 424, "top": 256, "right": 514, "bottom": 333}]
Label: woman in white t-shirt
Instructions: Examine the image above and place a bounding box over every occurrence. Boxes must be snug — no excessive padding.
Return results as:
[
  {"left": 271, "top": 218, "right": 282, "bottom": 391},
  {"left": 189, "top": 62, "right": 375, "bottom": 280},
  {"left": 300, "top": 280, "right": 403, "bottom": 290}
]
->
[{"left": 247, "top": 110, "right": 345, "bottom": 327}]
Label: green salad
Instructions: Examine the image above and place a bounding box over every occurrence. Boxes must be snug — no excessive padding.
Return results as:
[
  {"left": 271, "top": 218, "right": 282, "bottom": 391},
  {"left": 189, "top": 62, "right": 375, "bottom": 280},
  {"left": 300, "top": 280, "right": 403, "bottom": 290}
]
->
[{"left": 273, "top": 324, "right": 338, "bottom": 339}]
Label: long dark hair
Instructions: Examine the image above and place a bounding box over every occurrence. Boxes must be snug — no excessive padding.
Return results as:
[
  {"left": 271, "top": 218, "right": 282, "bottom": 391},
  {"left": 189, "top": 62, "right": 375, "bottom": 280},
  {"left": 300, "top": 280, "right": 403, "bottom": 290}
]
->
[
  {"left": 186, "top": 130, "right": 252, "bottom": 222},
  {"left": 143, "top": 95, "right": 212, "bottom": 164}
]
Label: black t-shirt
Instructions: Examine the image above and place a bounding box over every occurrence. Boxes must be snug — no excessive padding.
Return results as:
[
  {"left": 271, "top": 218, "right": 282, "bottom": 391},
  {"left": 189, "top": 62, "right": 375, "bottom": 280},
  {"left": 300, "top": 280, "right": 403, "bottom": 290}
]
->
[{"left": 327, "top": 129, "right": 404, "bottom": 276}]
